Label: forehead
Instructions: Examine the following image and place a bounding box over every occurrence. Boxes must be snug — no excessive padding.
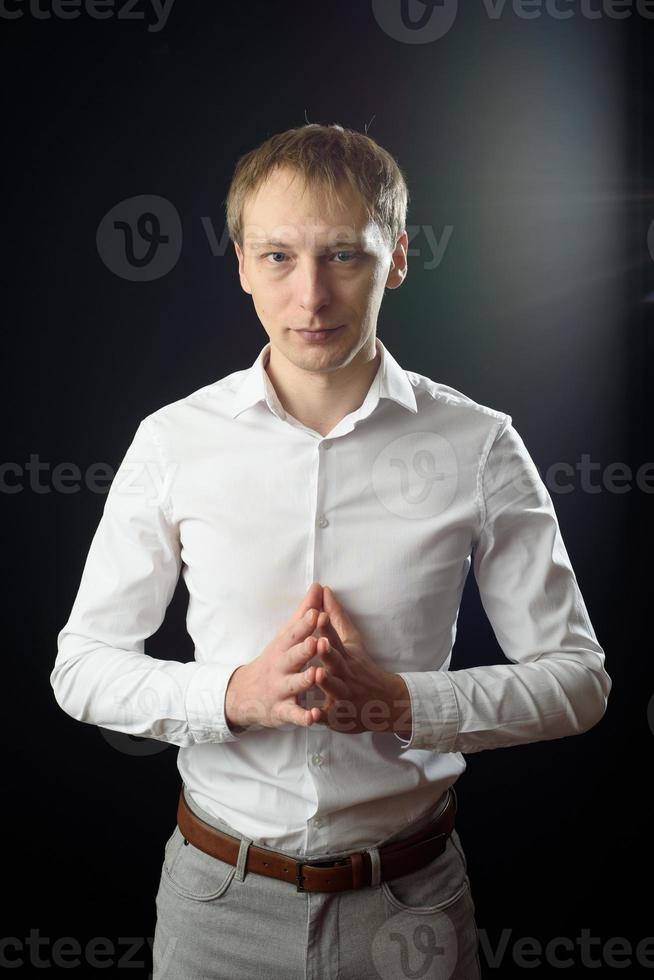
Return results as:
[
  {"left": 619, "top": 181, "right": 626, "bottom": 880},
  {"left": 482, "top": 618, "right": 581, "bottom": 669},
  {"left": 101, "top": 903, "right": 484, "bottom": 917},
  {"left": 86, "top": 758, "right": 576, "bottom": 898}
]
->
[{"left": 242, "top": 166, "right": 386, "bottom": 251}]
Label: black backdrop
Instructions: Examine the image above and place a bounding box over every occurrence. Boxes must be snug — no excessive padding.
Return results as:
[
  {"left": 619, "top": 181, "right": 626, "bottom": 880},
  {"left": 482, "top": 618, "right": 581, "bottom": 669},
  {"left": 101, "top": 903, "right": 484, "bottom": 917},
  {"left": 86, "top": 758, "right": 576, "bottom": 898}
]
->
[{"left": 2, "top": 1, "right": 653, "bottom": 976}]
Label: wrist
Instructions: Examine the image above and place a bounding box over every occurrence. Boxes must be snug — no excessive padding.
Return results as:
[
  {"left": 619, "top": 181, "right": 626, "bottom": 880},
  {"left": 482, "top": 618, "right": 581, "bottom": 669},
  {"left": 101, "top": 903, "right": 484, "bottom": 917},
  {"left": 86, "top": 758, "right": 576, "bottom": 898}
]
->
[
  {"left": 387, "top": 672, "right": 412, "bottom": 738},
  {"left": 225, "top": 664, "right": 249, "bottom": 731}
]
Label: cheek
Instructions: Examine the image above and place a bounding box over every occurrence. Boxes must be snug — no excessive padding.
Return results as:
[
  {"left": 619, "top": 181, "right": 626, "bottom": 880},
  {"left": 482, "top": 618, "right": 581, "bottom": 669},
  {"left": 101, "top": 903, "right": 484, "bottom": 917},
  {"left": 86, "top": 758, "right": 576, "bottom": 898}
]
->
[{"left": 250, "top": 281, "right": 283, "bottom": 315}]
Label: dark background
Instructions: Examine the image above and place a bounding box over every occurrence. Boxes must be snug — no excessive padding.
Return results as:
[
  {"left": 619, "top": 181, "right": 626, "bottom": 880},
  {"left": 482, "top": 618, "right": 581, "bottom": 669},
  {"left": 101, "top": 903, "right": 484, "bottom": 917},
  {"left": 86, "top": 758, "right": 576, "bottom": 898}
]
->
[{"left": 3, "top": 1, "right": 653, "bottom": 976}]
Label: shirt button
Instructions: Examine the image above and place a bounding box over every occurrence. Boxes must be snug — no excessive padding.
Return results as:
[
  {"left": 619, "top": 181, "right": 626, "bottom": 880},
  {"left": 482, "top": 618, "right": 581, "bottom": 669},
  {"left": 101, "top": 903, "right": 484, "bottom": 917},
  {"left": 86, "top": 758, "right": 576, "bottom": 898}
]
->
[
  {"left": 323, "top": 440, "right": 332, "bottom": 450},
  {"left": 313, "top": 816, "right": 323, "bottom": 827},
  {"left": 317, "top": 515, "right": 329, "bottom": 528},
  {"left": 311, "top": 753, "right": 324, "bottom": 766}
]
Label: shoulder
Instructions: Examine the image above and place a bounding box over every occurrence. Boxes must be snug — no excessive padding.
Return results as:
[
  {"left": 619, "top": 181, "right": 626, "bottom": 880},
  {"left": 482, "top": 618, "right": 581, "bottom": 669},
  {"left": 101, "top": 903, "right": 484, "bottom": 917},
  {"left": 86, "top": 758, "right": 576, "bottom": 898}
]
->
[
  {"left": 406, "top": 368, "right": 511, "bottom": 435},
  {"left": 138, "top": 367, "right": 247, "bottom": 433}
]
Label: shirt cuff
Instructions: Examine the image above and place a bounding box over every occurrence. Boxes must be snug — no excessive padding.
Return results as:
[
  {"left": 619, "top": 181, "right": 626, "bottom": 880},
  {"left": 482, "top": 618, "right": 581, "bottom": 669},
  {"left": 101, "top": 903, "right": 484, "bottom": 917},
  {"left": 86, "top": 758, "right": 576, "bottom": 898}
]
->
[
  {"left": 184, "top": 663, "right": 244, "bottom": 743},
  {"left": 393, "top": 670, "right": 460, "bottom": 751}
]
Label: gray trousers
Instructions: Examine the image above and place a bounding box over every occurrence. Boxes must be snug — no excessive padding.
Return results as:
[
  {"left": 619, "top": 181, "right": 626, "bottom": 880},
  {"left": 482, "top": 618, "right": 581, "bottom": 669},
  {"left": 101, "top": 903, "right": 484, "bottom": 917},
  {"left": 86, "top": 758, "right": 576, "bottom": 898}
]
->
[{"left": 152, "top": 785, "right": 483, "bottom": 979}]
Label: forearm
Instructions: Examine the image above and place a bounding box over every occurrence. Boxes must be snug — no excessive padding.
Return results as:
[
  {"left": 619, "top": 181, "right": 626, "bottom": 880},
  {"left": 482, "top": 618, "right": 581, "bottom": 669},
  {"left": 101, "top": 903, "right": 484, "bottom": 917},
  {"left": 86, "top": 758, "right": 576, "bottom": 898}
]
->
[
  {"left": 396, "top": 652, "right": 611, "bottom": 753},
  {"left": 51, "top": 634, "right": 243, "bottom": 746}
]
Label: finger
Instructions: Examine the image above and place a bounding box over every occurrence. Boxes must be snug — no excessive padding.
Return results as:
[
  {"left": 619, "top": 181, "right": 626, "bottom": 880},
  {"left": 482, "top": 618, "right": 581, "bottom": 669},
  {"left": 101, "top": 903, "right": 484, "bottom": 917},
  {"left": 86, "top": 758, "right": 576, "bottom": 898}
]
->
[
  {"left": 283, "top": 663, "right": 317, "bottom": 698},
  {"left": 314, "top": 667, "right": 348, "bottom": 699},
  {"left": 310, "top": 701, "right": 340, "bottom": 727},
  {"left": 315, "top": 636, "right": 345, "bottom": 674},
  {"left": 322, "top": 586, "right": 361, "bottom": 648},
  {"left": 280, "top": 608, "right": 320, "bottom": 653},
  {"left": 283, "top": 634, "right": 319, "bottom": 675},
  {"left": 279, "top": 582, "right": 324, "bottom": 636},
  {"left": 276, "top": 700, "right": 318, "bottom": 728},
  {"left": 316, "top": 612, "right": 349, "bottom": 659}
]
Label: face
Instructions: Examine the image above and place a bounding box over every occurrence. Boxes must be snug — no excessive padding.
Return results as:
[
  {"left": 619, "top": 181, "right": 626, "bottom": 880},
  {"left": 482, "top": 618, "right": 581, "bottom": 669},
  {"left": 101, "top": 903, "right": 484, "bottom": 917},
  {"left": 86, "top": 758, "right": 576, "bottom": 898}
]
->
[{"left": 233, "top": 165, "right": 408, "bottom": 376}]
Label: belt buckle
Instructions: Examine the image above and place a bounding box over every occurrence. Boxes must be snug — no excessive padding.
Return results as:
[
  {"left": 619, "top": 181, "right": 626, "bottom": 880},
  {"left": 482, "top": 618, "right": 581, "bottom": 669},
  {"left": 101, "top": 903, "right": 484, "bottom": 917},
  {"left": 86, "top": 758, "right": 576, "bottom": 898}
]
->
[{"left": 295, "top": 861, "right": 306, "bottom": 892}]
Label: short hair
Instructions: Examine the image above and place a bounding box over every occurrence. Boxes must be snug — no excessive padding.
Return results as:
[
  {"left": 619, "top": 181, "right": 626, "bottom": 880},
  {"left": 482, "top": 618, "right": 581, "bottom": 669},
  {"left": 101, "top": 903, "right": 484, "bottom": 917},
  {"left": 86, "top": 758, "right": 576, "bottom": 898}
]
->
[{"left": 224, "top": 122, "right": 410, "bottom": 252}]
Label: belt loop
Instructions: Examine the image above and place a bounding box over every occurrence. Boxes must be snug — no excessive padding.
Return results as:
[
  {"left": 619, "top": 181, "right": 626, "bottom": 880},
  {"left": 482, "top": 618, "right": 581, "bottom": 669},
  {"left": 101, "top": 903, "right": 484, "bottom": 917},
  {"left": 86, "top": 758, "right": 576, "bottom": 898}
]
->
[
  {"left": 367, "top": 845, "right": 381, "bottom": 887},
  {"left": 235, "top": 836, "right": 253, "bottom": 881}
]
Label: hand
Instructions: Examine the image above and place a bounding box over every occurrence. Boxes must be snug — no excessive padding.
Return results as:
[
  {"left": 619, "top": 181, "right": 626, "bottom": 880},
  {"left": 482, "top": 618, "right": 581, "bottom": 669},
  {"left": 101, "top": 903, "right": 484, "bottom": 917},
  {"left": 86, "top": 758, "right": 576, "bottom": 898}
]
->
[
  {"left": 224, "top": 582, "right": 325, "bottom": 731},
  {"left": 311, "top": 585, "right": 411, "bottom": 735}
]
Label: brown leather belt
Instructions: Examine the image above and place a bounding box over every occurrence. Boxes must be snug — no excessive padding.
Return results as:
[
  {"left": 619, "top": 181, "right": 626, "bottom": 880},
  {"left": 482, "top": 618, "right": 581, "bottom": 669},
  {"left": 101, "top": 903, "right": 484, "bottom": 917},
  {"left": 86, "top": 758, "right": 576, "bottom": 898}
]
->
[{"left": 176, "top": 785, "right": 457, "bottom": 893}]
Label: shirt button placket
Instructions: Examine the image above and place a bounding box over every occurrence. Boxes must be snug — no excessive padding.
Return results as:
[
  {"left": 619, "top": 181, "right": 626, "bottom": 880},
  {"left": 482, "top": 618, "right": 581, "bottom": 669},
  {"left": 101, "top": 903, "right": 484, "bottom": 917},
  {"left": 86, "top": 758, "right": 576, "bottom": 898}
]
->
[{"left": 310, "top": 435, "right": 329, "bottom": 843}]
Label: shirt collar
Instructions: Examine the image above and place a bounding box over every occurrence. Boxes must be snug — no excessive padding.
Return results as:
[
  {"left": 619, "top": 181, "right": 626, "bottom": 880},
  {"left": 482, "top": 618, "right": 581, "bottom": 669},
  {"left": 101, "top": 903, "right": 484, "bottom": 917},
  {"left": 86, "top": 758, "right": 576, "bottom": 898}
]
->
[{"left": 230, "top": 336, "right": 417, "bottom": 421}]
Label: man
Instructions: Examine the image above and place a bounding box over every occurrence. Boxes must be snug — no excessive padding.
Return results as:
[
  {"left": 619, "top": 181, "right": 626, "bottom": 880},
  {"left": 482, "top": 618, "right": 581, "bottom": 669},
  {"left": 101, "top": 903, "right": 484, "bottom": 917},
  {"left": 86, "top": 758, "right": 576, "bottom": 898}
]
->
[{"left": 51, "top": 123, "right": 612, "bottom": 980}]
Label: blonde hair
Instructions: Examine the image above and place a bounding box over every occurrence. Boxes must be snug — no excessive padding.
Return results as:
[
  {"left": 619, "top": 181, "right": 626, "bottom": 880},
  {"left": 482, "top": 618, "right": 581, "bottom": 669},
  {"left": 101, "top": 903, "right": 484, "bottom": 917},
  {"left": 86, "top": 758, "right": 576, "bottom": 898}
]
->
[{"left": 224, "top": 122, "right": 409, "bottom": 252}]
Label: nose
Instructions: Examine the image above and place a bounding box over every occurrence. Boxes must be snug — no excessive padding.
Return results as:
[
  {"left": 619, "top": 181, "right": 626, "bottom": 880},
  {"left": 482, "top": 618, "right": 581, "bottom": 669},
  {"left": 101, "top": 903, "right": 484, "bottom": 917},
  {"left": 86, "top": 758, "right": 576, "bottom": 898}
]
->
[{"left": 296, "top": 257, "right": 332, "bottom": 315}]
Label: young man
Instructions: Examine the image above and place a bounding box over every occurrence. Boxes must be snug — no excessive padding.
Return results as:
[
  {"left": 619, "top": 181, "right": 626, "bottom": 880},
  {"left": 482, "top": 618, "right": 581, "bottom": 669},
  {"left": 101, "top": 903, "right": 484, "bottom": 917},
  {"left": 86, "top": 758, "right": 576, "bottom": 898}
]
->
[{"left": 52, "top": 123, "right": 611, "bottom": 979}]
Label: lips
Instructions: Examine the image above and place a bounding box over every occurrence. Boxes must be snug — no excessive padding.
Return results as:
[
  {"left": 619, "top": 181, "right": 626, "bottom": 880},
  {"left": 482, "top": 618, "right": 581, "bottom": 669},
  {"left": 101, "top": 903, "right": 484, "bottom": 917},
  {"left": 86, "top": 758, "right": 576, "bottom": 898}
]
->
[{"left": 295, "top": 324, "right": 345, "bottom": 343}]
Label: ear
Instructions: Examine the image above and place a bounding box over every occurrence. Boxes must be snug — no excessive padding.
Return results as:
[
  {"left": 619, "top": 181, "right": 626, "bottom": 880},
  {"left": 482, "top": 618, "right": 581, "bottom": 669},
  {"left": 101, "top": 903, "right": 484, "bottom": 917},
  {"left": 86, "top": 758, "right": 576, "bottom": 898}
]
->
[
  {"left": 385, "top": 231, "right": 408, "bottom": 290},
  {"left": 234, "top": 242, "right": 253, "bottom": 295}
]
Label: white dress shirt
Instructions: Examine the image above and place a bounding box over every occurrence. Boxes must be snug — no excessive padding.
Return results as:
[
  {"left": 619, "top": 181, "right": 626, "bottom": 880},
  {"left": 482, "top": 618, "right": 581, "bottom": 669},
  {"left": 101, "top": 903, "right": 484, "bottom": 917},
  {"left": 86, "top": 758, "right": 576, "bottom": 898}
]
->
[{"left": 52, "top": 337, "right": 611, "bottom": 856}]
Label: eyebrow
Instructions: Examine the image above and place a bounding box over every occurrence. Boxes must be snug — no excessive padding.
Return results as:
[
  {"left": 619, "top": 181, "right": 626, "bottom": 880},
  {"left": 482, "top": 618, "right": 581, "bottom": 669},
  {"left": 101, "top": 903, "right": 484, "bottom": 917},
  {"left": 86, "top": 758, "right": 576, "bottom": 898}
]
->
[{"left": 246, "top": 238, "right": 363, "bottom": 250}]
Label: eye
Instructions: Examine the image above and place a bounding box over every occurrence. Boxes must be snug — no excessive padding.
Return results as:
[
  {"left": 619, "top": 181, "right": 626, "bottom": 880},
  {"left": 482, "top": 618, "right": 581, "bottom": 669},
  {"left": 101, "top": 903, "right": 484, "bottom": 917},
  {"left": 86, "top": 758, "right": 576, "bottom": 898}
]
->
[{"left": 261, "top": 250, "right": 360, "bottom": 265}]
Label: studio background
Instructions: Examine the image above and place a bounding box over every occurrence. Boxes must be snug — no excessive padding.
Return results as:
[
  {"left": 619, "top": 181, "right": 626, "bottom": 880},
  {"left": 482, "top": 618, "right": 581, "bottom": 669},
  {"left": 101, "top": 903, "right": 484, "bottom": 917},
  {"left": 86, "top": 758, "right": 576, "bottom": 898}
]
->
[{"left": 2, "top": 1, "right": 652, "bottom": 976}]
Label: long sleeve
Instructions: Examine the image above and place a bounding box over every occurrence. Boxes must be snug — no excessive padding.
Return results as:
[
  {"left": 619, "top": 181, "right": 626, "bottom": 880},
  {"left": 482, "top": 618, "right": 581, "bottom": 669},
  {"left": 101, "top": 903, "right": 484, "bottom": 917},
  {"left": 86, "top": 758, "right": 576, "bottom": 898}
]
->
[
  {"left": 395, "top": 415, "right": 612, "bottom": 753},
  {"left": 51, "top": 416, "right": 242, "bottom": 746}
]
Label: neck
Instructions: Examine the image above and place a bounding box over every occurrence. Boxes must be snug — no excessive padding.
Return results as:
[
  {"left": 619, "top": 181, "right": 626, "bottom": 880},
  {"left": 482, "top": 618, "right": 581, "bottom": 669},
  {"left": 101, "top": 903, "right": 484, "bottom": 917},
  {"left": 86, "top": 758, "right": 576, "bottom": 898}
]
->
[{"left": 265, "top": 336, "right": 381, "bottom": 437}]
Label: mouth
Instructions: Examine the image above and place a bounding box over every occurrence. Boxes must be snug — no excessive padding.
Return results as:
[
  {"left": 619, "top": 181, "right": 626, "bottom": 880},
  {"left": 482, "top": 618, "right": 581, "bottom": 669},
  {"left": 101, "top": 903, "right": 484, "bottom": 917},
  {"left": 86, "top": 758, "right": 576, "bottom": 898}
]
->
[{"left": 293, "top": 324, "right": 345, "bottom": 343}]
